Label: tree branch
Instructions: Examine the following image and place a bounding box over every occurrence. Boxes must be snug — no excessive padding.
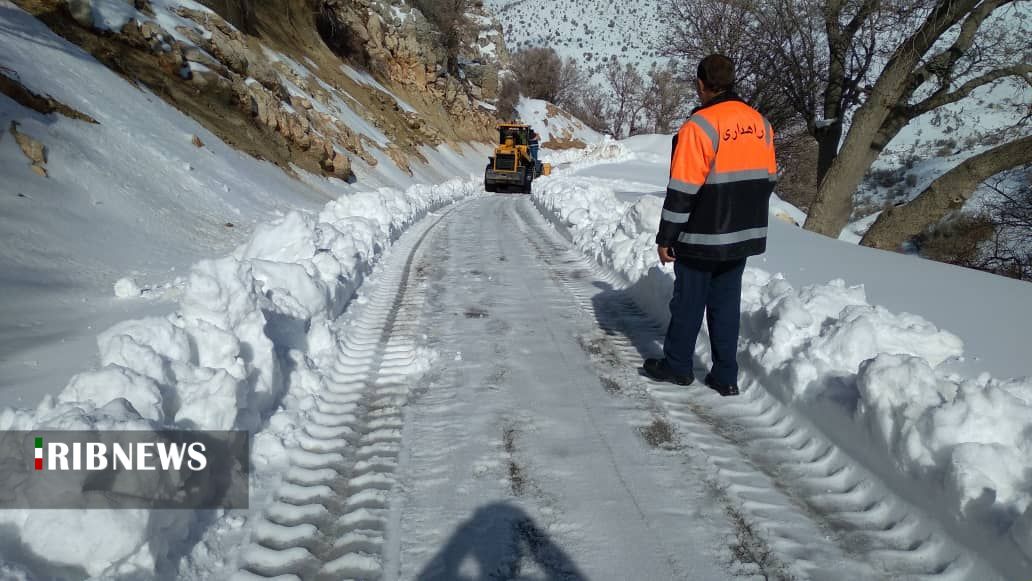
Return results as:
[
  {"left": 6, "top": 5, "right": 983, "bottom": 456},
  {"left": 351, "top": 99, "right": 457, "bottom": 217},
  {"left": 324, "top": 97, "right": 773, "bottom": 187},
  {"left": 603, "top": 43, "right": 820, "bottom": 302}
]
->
[
  {"left": 861, "top": 134, "right": 1032, "bottom": 250},
  {"left": 910, "top": 63, "right": 1032, "bottom": 117},
  {"left": 905, "top": 0, "right": 1015, "bottom": 97}
]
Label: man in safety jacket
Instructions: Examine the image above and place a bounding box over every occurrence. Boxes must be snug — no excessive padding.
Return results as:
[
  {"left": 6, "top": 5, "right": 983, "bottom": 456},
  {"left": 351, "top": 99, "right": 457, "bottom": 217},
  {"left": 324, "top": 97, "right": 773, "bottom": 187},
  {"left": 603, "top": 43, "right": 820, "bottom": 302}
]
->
[{"left": 643, "top": 54, "right": 777, "bottom": 396}]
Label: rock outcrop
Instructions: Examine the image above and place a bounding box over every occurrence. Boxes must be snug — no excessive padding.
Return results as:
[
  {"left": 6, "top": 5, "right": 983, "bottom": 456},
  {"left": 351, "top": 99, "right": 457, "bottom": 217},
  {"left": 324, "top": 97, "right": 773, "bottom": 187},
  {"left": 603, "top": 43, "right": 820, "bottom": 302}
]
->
[
  {"left": 9, "top": 121, "right": 48, "bottom": 177},
  {"left": 15, "top": 0, "right": 509, "bottom": 183},
  {"left": 316, "top": 0, "right": 501, "bottom": 141}
]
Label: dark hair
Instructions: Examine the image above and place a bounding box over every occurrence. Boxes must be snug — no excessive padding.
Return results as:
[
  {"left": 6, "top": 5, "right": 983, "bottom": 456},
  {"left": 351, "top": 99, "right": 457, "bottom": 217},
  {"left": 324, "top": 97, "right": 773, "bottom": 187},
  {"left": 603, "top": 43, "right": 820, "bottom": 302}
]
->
[{"left": 697, "top": 54, "right": 734, "bottom": 93}]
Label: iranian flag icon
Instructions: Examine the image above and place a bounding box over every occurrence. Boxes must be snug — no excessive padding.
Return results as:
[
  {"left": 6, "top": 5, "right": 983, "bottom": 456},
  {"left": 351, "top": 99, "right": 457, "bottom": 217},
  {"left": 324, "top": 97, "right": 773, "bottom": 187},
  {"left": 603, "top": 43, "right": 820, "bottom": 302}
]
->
[{"left": 34, "top": 437, "right": 43, "bottom": 470}]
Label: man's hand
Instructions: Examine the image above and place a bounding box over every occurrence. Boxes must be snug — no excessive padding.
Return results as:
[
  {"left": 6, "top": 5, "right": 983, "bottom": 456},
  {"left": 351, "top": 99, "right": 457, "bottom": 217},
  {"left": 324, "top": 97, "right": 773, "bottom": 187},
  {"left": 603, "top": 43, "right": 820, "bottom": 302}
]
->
[{"left": 657, "top": 245, "right": 675, "bottom": 265}]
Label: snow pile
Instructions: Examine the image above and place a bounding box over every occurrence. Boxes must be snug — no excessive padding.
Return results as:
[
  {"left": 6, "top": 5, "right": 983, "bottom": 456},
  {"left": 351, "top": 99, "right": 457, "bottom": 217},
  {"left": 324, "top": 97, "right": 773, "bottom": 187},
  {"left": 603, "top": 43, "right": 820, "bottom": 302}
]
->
[
  {"left": 540, "top": 135, "right": 631, "bottom": 166},
  {"left": 0, "top": 178, "right": 478, "bottom": 577},
  {"left": 533, "top": 178, "right": 657, "bottom": 282},
  {"left": 113, "top": 277, "right": 143, "bottom": 298},
  {"left": 741, "top": 272, "right": 965, "bottom": 401},
  {"left": 532, "top": 176, "right": 1032, "bottom": 565}
]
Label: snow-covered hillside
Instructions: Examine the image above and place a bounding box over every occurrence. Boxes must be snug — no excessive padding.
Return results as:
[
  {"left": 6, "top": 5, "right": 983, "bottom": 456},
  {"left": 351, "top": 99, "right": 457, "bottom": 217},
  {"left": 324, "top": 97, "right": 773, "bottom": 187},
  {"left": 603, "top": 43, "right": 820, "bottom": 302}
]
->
[
  {"left": 483, "top": 0, "right": 665, "bottom": 77},
  {"left": 515, "top": 97, "right": 601, "bottom": 147},
  {"left": 0, "top": 2, "right": 489, "bottom": 409}
]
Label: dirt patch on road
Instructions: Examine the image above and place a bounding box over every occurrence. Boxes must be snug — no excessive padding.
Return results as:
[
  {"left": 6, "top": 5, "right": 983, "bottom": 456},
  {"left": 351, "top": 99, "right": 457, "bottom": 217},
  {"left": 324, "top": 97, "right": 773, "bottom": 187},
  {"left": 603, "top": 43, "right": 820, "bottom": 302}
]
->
[
  {"left": 639, "top": 417, "right": 675, "bottom": 449},
  {"left": 599, "top": 376, "right": 622, "bottom": 394},
  {"left": 503, "top": 426, "right": 526, "bottom": 497},
  {"left": 577, "top": 333, "right": 622, "bottom": 368},
  {"left": 707, "top": 481, "right": 795, "bottom": 580}
]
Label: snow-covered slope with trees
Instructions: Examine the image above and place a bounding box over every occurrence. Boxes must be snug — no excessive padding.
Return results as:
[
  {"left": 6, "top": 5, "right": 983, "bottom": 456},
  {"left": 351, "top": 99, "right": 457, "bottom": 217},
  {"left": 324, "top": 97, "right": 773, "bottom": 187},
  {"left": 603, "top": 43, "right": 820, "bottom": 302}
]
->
[{"left": 483, "top": 0, "right": 663, "bottom": 77}]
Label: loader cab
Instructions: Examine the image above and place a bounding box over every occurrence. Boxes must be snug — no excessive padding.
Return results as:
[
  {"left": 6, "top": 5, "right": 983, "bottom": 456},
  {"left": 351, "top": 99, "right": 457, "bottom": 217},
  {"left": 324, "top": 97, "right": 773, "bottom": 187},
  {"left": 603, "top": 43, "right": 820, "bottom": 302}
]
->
[
  {"left": 485, "top": 123, "right": 549, "bottom": 194},
  {"left": 498, "top": 125, "right": 531, "bottom": 147}
]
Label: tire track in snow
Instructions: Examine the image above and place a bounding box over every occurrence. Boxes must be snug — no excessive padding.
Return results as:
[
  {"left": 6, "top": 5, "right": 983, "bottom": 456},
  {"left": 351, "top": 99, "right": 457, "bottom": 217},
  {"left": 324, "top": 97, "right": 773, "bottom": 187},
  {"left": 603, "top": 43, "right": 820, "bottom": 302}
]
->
[
  {"left": 516, "top": 197, "right": 1004, "bottom": 580},
  {"left": 231, "top": 203, "right": 458, "bottom": 581}
]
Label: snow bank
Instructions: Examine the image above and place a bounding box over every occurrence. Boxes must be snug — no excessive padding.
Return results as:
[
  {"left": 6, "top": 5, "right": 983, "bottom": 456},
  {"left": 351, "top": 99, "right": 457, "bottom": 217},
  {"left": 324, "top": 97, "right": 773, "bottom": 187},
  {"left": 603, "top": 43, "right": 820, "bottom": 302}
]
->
[
  {"left": 540, "top": 135, "right": 632, "bottom": 166},
  {"left": 0, "top": 178, "right": 478, "bottom": 577},
  {"left": 532, "top": 176, "right": 1032, "bottom": 566}
]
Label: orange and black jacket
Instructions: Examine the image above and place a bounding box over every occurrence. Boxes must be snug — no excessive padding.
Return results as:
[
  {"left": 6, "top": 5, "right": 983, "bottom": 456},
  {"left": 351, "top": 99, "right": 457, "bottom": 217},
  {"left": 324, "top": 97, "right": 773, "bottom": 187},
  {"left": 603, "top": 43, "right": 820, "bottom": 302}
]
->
[{"left": 657, "top": 94, "right": 777, "bottom": 261}]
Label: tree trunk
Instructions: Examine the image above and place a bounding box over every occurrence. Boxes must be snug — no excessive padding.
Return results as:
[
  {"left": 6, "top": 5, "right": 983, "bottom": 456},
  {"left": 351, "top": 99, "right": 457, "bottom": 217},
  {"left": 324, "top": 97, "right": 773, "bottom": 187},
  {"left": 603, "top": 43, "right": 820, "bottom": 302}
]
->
[
  {"left": 817, "top": 6, "right": 847, "bottom": 185},
  {"left": 860, "top": 135, "right": 1032, "bottom": 250},
  {"left": 804, "top": 105, "right": 891, "bottom": 237},
  {"left": 814, "top": 119, "right": 843, "bottom": 184},
  {"left": 803, "top": 0, "right": 983, "bottom": 237}
]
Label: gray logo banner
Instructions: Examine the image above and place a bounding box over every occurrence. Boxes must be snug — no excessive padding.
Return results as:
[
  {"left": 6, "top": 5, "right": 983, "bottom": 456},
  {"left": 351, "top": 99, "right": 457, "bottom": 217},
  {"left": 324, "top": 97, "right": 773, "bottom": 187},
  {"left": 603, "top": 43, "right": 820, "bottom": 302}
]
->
[{"left": 0, "top": 431, "right": 249, "bottom": 509}]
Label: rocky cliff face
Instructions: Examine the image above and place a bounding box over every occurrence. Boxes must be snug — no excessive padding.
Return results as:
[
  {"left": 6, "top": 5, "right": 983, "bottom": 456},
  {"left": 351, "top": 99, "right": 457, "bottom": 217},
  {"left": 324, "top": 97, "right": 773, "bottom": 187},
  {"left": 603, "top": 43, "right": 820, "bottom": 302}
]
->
[
  {"left": 6, "top": 0, "right": 506, "bottom": 183},
  {"left": 314, "top": 0, "right": 507, "bottom": 136}
]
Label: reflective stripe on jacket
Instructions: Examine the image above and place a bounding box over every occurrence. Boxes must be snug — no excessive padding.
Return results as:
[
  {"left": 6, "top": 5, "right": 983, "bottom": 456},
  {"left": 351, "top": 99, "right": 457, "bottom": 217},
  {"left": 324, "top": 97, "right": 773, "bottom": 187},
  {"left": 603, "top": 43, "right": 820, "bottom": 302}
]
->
[{"left": 657, "top": 94, "right": 777, "bottom": 261}]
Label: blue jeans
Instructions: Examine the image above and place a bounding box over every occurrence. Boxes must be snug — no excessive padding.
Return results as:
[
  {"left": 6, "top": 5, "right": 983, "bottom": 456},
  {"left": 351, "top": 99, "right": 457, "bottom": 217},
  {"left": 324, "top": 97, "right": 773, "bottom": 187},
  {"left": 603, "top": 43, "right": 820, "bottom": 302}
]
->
[{"left": 662, "top": 258, "right": 746, "bottom": 385}]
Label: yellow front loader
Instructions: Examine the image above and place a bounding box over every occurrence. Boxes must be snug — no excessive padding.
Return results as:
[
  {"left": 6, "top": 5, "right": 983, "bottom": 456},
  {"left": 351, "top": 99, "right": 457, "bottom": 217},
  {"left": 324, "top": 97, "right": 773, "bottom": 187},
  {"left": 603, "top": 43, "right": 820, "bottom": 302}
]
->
[{"left": 484, "top": 123, "right": 551, "bottom": 194}]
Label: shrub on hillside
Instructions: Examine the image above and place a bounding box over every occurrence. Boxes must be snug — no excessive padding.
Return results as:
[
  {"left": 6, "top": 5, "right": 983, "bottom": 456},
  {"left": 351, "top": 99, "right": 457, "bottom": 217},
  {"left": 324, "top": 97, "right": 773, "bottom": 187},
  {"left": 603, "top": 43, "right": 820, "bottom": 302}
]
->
[{"left": 495, "top": 76, "right": 520, "bottom": 121}]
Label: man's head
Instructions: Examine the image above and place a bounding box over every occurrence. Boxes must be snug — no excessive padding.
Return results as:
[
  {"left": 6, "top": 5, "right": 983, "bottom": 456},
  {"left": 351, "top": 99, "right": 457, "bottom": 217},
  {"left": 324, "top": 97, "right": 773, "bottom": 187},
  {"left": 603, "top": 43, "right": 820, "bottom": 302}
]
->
[{"left": 696, "top": 54, "right": 734, "bottom": 104}]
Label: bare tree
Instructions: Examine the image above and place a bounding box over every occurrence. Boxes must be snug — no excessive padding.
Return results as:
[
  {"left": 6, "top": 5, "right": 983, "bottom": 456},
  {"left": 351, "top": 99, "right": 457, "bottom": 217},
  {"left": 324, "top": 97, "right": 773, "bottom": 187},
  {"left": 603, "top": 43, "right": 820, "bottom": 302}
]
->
[
  {"left": 907, "top": 168, "right": 1032, "bottom": 281},
  {"left": 659, "top": 0, "right": 1031, "bottom": 243},
  {"left": 511, "top": 47, "right": 563, "bottom": 103},
  {"left": 658, "top": 0, "right": 798, "bottom": 130},
  {"left": 495, "top": 75, "right": 520, "bottom": 121},
  {"left": 554, "top": 57, "right": 588, "bottom": 109},
  {"left": 763, "top": 0, "right": 899, "bottom": 182},
  {"left": 642, "top": 63, "right": 692, "bottom": 134},
  {"left": 805, "top": 0, "right": 1032, "bottom": 237},
  {"left": 658, "top": 0, "right": 896, "bottom": 182},
  {"left": 567, "top": 83, "right": 611, "bottom": 134},
  {"left": 605, "top": 59, "right": 645, "bottom": 138},
  {"left": 978, "top": 169, "right": 1032, "bottom": 280}
]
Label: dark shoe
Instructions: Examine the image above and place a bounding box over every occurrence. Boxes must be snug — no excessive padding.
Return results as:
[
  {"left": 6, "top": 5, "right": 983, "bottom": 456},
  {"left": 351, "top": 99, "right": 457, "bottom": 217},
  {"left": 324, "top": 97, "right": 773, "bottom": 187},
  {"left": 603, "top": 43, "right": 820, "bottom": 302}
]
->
[
  {"left": 704, "top": 374, "right": 740, "bottom": 397},
  {"left": 642, "top": 358, "right": 694, "bottom": 386}
]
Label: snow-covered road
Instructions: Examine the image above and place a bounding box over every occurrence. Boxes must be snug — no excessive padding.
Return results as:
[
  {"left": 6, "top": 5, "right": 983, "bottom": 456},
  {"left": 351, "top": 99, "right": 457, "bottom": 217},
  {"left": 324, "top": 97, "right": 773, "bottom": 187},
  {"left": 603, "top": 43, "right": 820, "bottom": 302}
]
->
[
  {"left": 392, "top": 196, "right": 730, "bottom": 580},
  {"left": 230, "top": 194, "right": 1012, "bottom": 581}
]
